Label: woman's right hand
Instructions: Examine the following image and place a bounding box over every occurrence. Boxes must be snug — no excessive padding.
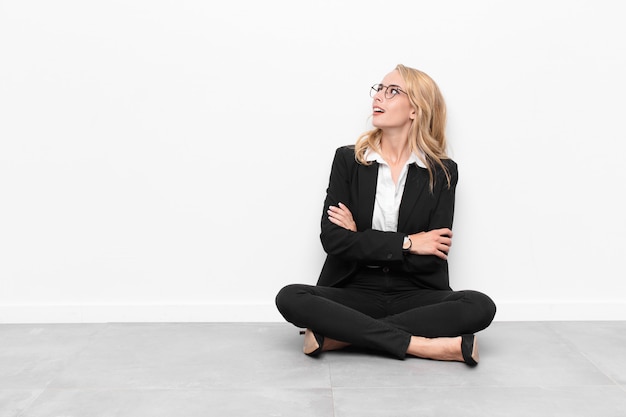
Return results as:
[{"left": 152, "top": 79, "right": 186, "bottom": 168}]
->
[
  {"left": 327, "top": 202, "right": 357, "bottom": 232},
  {"left": 409, "top": 228, "right": 453, "bottom": 260}
]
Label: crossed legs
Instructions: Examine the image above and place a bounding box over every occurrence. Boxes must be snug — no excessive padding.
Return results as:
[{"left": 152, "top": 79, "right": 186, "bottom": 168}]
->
[{"left": 275, "top": 283, "right": 496, "bottom": 362}]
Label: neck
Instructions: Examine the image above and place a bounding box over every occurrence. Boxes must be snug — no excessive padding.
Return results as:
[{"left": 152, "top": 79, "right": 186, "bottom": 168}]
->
[{"left": 380, "top": 135, "right": 410, "bottom": 165}]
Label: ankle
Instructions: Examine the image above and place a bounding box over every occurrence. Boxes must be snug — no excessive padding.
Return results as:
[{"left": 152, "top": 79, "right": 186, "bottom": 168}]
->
[{"left": 406, "top": 336, "right": 463, "bottom": 362}]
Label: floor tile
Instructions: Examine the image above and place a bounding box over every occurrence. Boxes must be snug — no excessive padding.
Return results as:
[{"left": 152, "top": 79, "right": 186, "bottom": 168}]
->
[
  {"left": 326, "top": 322, "right": 614, "bottom": 388},
  {"left": 332, "top": 386, "right": 626, "bottom": 417},
  {"left": 2, "top": 321, "right": 625, "bottom": 417},
  {"left": 50, "top": 323, "right": 331, "bottom": 390},
  {"left": 18, "top": 388, "right": 334, "bottom": 417},
  {"left": 0, "top": 324, "right": 104, "bottom": 389},
  {"left": 0, "top": 390, "right": 43, "bottom": 417},
  {"left": 548, "top": 321, "right": 626, "bottom": 385}
]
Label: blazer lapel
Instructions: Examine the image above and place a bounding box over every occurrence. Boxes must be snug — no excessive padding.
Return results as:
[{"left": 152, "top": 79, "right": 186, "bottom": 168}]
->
[
  {"left": 398, "top": 164, "right": 428, "bottom": 231},
  {"left": 357, "top": 162, "right": 378, "bottom": 230}
]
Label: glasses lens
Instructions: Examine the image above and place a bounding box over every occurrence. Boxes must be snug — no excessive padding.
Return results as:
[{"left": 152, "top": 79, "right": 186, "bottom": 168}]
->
[{"left": 385, "top": 86, "right": 403, "bottom": 99}]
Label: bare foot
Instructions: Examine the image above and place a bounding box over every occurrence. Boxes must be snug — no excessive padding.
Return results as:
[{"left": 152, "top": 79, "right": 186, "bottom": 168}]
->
[
  {"left": 406, "top": 335, "right": 466, "bottom": 362},
  {"left": 302, "top": 329, "right": 351, "bottom": 354},
  {"left": 303, "top": 328, "right": 321, "bottom": 354},
  {"left": 323, "top": 337, "right": 351, "bottom": 352}
]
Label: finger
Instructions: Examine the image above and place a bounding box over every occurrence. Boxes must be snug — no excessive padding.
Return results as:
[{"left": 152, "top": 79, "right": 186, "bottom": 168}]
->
[
  {"left": 328, "top": 210, "right": 348, "bottom": 224},
  {"left": 328, "top": 216, "right": 344, "bottom": 227},
  {"left": 433, "top": 228, "right": 452, "bottom": 237},
  {"left": 329, "top": 215, "right": 356, "bottom": 232},
  {"left": 328, "top": 209, "right": 348, "bottom": 223},
  {"left": 330, "top": 204, "right": 352, "bottom": 218},
  {"left": 328, "top": 206, "right": 348, "bottom": 218},
  {"left": 330, "top": 206, "right": 354, "bottom": 220},
  {"left": 428, "top": 247, "right": 446, "bottom": 260},
  {"left": 337, "top": 202, "right": 353, "bottom": 215}
]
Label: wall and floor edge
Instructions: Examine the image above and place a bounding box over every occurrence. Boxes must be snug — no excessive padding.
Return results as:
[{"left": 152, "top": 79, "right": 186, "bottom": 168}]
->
[{"left": 1, "top": 302, "right": 625, "bottom": 324}]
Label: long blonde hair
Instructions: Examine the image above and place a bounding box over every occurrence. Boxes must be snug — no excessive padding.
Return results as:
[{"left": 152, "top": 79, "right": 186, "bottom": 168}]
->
[{"left": 354, "top": 64, "right": 451, "bottom": 191}]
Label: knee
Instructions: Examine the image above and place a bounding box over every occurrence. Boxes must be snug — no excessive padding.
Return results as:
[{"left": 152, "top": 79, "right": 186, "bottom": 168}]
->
[
  {"left": 466, "top": 290, "right": 497, "bottom": 330},
  {"left": 275, "top": 284, "right": 304, "bottom": 319}
]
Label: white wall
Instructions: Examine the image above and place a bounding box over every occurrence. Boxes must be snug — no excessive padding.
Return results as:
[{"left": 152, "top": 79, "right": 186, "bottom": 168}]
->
[{"left": 1, "top": 0, "right": 625, "bottom": 323}]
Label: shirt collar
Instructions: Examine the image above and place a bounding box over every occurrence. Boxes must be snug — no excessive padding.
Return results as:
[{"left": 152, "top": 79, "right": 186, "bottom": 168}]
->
[{"left": 365, "top": 148, "right": 426, "bottom": 168}]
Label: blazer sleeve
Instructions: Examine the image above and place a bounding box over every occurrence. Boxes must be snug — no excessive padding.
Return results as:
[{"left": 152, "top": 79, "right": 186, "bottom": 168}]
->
[
  {"left": 319, "top": 146, "right": 405, "bottom": 263},
  {"left": 401, "top": 159, "right": 458, "bottom": 276}
]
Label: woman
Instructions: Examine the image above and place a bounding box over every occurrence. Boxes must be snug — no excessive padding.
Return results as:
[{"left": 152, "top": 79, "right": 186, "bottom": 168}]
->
[{"left": 275, "top": 64, "right": 496, "bottom": 365}]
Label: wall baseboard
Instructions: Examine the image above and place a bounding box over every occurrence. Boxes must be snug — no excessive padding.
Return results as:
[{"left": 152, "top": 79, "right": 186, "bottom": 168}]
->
[
  {"left": 493, "top": 301, "right": 626, "bottom": 321},
  {"left": 1, "top": 301, "right": 625, "bottom": 323},
  {"left": 0, "top": 304, "right": 284, "bottom": 324}
]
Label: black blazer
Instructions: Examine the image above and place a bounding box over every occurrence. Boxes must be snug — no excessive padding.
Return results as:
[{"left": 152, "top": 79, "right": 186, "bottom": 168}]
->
[{"left": 316, "top": 145, "right": 458, "bottom": 291}]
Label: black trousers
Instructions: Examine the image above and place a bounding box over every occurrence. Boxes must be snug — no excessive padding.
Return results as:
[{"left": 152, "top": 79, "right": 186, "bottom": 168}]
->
[{"left": 275, "top": 267, "right": 496, "bottom": 359}]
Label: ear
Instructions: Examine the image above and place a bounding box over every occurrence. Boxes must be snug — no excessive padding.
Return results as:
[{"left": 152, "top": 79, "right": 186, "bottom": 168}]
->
[{"left": 410, "top": 109, "right": 416, "bottom": 120}]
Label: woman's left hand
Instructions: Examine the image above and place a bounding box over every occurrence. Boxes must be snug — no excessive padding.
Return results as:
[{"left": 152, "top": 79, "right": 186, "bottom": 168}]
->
[{"left": 328, "top": 202, "right": 357, "bottom": 232}]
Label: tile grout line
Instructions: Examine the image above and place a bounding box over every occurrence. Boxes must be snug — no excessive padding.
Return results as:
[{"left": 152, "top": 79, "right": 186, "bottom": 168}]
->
[
  {"left": 578, "top": 349, "right": 626, "bottom": 393},
  {"left": 328, "top": 361, "right": 338, "bottom": 417},
  {"left": 15, "top": 388, "right": 46, "bottom": 417},
  {"left": 546, "top": 322, "right": 625, "bottom": 390}
]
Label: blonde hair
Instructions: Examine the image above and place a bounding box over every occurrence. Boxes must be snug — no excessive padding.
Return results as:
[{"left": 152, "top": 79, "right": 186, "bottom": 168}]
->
[{"left": 355, "top": 64, "right": 451, "bottom": 191}]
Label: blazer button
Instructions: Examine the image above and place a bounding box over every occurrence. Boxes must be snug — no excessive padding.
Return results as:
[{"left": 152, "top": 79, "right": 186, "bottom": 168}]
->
[
  {"left": 386, "top": 254, "right": 393, "bottom": 259},
  {"left": 382, "top": 267, "right": 390, "bottom": 273}
]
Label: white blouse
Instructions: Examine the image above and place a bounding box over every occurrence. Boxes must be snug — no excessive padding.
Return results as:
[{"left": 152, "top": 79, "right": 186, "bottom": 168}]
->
[{"left": 365, "top": 149, "right": 426, "bottom": 232}]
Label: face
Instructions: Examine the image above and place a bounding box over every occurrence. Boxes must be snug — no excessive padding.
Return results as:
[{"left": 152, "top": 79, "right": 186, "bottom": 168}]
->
[{"left": 371, "top": 70, "right": 415, "bottom": 131}]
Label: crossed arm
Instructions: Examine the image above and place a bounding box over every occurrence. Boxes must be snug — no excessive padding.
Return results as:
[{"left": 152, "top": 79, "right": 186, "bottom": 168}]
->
[{"left": 327, "top": 203, "right": 453, "bottom": 260}]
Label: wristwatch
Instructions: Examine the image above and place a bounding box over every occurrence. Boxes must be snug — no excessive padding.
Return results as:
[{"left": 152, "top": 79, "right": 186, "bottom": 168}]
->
[{"left": 402, "top": 235, "right": 412, "bottom": 252}]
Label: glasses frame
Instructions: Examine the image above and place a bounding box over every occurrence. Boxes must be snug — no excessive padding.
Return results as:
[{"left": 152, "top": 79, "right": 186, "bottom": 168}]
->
[{"left": 370, "top": 83, "right": 408, "bottom": 99}]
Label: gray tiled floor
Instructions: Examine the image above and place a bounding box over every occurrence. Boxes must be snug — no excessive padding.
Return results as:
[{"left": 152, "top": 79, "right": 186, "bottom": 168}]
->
[{"left": 1, "top": 321, "right": 626, "bottom": 416}]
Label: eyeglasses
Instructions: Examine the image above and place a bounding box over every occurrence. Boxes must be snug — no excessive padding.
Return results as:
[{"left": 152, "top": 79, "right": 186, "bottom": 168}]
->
[{"left": 370, "top": 83, "right": 407, "bottom": 99}]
